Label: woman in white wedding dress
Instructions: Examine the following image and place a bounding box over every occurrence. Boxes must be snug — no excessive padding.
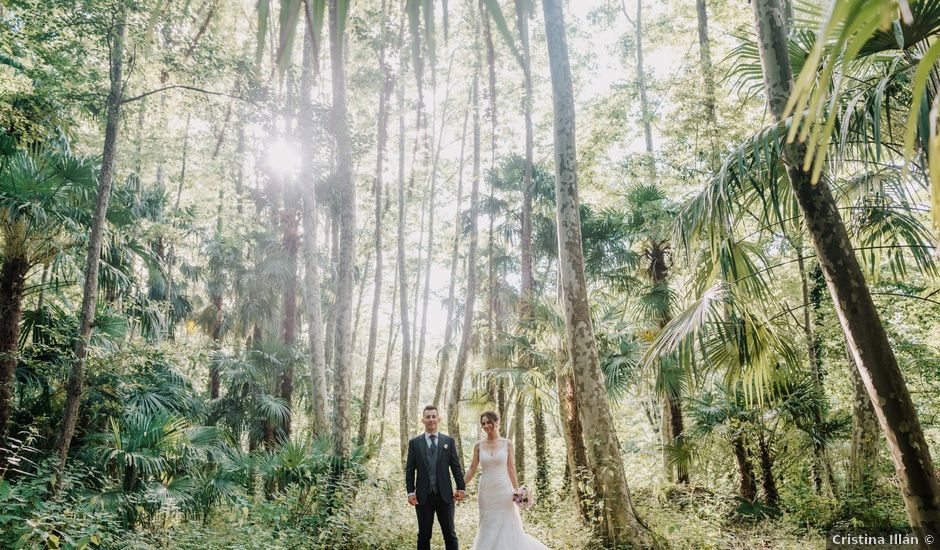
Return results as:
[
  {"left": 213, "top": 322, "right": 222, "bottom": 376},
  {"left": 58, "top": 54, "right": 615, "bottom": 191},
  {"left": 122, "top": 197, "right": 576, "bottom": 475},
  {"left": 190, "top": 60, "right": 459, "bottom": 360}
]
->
[{"left": 463, "top": 411, "right": 551, "bottom": 550}]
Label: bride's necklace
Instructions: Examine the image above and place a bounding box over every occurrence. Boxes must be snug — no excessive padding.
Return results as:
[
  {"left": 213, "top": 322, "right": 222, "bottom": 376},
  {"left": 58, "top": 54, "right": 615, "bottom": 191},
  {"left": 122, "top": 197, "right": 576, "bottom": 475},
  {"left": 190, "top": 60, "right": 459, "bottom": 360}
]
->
[{"left": 483, "top": 437, "right": 500, "bottom": 456}]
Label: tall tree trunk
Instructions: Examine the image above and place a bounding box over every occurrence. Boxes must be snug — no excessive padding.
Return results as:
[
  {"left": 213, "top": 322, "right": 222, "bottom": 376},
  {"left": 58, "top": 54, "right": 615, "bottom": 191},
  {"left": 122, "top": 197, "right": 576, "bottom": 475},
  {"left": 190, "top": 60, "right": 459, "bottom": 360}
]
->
[
  {"left": 513, "top": 395, "right": 526, "bottom": 484},
  {"left": 378, "top": 255, "right": 400, "bottom": 452},
  {"left": 447, "top": 18, "right": 482, "bottom": 462},
  {"left": 796, "top": 249, "right": 834, "bottom": 495},
  {"left": 412, "top": 69, "right": 453, "bottom": 416},
  {"left": 408, "top": 181, "right": 431, "bottom": 414},
  {"left": 208, "top": 194, "right": 225, "bottom": 401},
  {"left": 732, "top": 430, "right": 757, "bottom": 503},
  {"left": 279, "top": 190, "right": 298, "bottom": 440},
  {"left": 533, "top": 395, "right": 549, "bottom": 498},
  {"left": 301, "top": 22, "right": 330, "bottom": 437},
  {"left": 751, "top": 0, "right": 940, "bottom": 540},
  {"left": 408, "top": 181, "right": 428, "bottom": 416},
  {"left": 695, "top": 0, "right": 718, "bottom": 166},
  {"left": 557, "top": 365, "right": 591, "bottom": 524},
  {"left": 358, "top": 0, "right": 393, "bottom": 445},
  {"left": 56, "top": 8, "right": 127, "bottom": 474},
  {"left": 324, "top": 210, "right": 338, "bottom": 372},
  {"left": 848, "top": 342, "right": 879, "bottom": 491},
  {"left": 329, "top": 0, "right": 356, "bottom": 460},
  {"left": 621, "top": 0, "right": 655, "bottom": 181},
  {"left": 0, "top": 250, "right": 28, "bottom": 446},
  {"left": 433, "top": 100, "right": 469, "bottom": 407},
  {"left": 542, "top": 0, "right": 655, "bottom": 545},
  {"left": 397, "top": 37, "right": 413, "bottom": 465},
  {"left": 350, "top": 249, "right": 371, "bottom": 350},
  {"left": 515, "top": 0, "right": 539, "bottom": 494}
]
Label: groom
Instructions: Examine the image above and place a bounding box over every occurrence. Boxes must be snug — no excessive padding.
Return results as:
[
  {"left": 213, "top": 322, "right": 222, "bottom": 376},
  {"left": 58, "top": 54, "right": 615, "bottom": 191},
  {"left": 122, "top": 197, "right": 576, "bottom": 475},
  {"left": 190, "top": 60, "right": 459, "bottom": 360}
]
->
[{"left": 405, "top": 404, "right": 466, "bottom": 550}]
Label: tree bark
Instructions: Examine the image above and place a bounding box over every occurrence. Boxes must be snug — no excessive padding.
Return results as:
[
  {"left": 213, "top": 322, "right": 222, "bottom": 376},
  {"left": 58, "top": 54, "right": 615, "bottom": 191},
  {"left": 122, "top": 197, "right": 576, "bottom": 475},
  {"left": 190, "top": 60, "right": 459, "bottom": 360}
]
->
[
  {"left": 0, "top": 252, "right": 28, "bottom": 446},
  {"left": 621, "top": 0, "right": 655, "bottom": 181},
  {"left": 378, "top": 255, "right": 400, "bottom": 451},
  {"left": 533, "top": 395, "right": 549, "bottom": 498},
  {"left": 557, "top": 365, "right": 591, "bottom": 524},
  {"left": 542, "top": 1, "right": 655, "bottom": 544},
  {"left": 513, "top": 395, "right": 526, "bottom": 484},
  {"left": 695, "top": 0, "right": 719, "bottom": 167},
  {"left": 751, "top": 0, "right": 940, "bottom": 540},
  {"left": 358, "top": 0, "right": 393, "bottom": 445},
  {"left": 758, "top": 432, "right": 779, "bottom": 507},
  {"left": 56, "top": 9, "right": 127, "bottom": 474},
  {"left": 397, "top": 36, "right": 413, "bottom": 465},
  {"left": 848, "top": 342, "right": 879, "bottom": 492},
  {"left": 301, "top": 21, "right": 330, "bottom": 437},
  {"left": 732, "top": 430, "right": 757, "bottom": 503},
  {"left": 329, "top": 0, "right": 356, "bottom": 460}
]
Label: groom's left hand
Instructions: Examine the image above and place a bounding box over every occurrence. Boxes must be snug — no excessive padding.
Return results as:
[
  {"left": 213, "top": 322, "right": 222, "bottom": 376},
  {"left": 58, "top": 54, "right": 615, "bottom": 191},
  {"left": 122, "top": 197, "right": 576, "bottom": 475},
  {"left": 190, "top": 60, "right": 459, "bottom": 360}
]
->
[{"left": 454, "top": 490, "right": 466, "bottom": 502}]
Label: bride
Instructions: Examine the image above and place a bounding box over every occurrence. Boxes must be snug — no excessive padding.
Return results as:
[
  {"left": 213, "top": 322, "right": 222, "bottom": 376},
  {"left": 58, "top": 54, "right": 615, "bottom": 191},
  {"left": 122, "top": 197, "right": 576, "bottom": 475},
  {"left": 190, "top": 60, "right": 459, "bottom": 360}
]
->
[{"left": 463, "top": 411, "right": 551, "bottom": 550}]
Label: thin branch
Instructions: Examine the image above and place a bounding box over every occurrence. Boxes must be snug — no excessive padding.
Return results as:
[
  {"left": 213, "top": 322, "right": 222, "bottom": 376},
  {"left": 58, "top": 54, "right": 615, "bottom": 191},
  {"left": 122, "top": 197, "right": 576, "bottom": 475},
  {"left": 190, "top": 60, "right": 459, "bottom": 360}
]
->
[{"left": 120, "top": 85, "right": 255, "bottom": 105}]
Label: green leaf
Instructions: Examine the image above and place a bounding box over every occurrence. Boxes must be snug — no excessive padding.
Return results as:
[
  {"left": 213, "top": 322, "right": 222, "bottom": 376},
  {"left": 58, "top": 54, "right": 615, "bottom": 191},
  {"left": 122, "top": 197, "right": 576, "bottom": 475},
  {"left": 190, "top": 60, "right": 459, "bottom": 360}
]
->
[{"left": 481, "top": 0, "right": 524, "bottom": 67}]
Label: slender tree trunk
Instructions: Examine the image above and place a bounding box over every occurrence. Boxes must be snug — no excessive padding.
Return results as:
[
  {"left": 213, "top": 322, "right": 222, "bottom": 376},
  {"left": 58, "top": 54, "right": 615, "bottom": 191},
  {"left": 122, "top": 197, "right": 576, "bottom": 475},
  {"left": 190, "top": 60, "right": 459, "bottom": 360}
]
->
[
  {"left": 329, "top": 0, "right": 356, "bottom": 460},
  {"left": 300, "top": 23, "right": 330, "bottom": 437},
  {"left": 533, "top": 396, "right": 549, "bottom": 498},
  {"left": 848, "top": 342, "right": 879, "bottom": 491},
  {"left": 542, "top": 0, "right": 655, "bottom": 544},
  {"left": 512, "top": 395, "right": 526, "bottom": 484},
  {"left": 358, "top": 0, "right": 393, "bottom": 445},
  {"left": 408, "top": 185, "right": 430, "bottom": 414},
  {"left": 56, "top": 10, "right": 127, "bottom": 474},
  {"left": 447, "top": 19, "right": 482, "bottom": 462},
  {"left": 621, "top": 0, "right": 655, "bottom": 181},
  {"left": 350, "top": 249, "right": 371, "bottom": 350},
  {"left": 408, "top": 181, "right": 428, "bottom": 416},
  {"left": 209, "top": 205, "right": 224, "bottom": 401},
  {"left": 324, "top": 210, "right": 338, "bottom": 372},
  {"left": 752, "top": 0, "right": 940, "bottom": 540},
  {"left": 732, "top": 430, "right": 757, "bottom": 503},
  {"left": 0, "top": 251, "right": 28, "bottom": 446},
  {"left": 397, "top": 37, "right": 413, "bottom": 465},
  {"left": 279, "top": 193, "right": 298, "bottom": 440},
  {"left": 412, "top": 69, "right": 453, "bottom": 416},
  {"left": 695, "top": 0, "right": 719, "bottom": 166},
  {"left": 433, "top": 101, "right": 469, "bottom": 407},
  {"left": 378, "top": 256, "right": 400, "bottom": 451},
  {"left": 796, "top": 250, "right": 834, "bottom": 495},
  {"left": 515, "top": 0, "right": 539, "bottom": 494}
]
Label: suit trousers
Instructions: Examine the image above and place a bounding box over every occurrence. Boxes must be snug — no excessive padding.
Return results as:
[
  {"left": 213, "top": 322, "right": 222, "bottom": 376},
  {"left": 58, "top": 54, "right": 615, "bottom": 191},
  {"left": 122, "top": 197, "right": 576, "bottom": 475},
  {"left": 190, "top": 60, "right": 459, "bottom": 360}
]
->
[{"left": 415, "top": 490, "right": 458, "bottom": 550}]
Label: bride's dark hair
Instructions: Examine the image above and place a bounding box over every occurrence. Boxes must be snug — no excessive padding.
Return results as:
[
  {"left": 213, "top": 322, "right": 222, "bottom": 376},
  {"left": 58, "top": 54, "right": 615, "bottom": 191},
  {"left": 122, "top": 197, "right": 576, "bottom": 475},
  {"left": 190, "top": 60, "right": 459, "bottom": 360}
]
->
[{"left": 480, "top": 411, "right": 499, "bottom": 424}]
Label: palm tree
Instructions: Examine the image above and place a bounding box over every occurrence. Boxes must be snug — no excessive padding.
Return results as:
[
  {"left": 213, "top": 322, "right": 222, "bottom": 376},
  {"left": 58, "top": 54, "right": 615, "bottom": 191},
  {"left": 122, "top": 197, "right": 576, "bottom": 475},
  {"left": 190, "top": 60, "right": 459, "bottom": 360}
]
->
[
  {"left": 0, "top": 148, "right": 97, "bottom": 445},
  {"left": 751, "top": 0, "right": 940, "bottom": 539}
]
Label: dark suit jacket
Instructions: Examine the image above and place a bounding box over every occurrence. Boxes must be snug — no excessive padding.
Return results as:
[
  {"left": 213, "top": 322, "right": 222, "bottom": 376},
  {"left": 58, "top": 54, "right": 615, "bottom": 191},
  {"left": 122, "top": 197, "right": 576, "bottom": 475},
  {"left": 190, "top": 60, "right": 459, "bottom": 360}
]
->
[{"left": 405, "top": 432, "right": 465, "bottom": 504}]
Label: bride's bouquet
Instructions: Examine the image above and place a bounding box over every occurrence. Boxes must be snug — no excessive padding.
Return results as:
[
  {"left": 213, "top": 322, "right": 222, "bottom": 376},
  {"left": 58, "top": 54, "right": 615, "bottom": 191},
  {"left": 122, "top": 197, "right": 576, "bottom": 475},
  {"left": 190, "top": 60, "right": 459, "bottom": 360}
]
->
[{"left": 512, "top": 486, "right": 534, "bottom": 510}]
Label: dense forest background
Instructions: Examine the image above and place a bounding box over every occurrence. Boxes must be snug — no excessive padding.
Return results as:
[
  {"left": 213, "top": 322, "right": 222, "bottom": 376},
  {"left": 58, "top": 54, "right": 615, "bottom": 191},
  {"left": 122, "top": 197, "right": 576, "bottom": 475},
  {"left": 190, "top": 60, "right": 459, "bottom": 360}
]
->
[{"left": 1, "top": 0, "right": 939, "bottom": 548}]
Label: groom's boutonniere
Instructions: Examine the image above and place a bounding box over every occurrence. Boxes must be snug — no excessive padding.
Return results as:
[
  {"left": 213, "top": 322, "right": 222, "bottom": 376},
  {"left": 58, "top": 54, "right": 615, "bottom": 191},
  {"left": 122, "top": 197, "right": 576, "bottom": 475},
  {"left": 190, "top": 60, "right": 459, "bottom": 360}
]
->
[{"left": 443, "top": 443, "right": 449, "bottom": 450}]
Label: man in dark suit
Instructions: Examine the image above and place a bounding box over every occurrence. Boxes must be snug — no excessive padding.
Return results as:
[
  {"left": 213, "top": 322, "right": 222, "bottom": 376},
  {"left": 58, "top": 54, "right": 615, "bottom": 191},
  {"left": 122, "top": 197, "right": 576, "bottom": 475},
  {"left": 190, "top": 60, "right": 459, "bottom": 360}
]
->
[{"left": 405, "top": 404, "right": 466, "bottom": 550}]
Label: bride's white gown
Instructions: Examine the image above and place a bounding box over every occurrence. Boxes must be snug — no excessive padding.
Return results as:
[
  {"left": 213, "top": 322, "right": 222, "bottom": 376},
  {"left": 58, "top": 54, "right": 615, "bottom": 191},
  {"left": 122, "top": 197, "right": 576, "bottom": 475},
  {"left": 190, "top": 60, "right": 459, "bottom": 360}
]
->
[{"left": 472, "top": 439, "right": 550, "bottom": 550}]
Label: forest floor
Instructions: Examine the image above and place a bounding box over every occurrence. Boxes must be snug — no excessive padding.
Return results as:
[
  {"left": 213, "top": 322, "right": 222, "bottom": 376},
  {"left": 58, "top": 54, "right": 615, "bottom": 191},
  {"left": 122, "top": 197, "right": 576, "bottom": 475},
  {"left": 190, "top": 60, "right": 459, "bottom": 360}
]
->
[{"left": 119, "top": 479, "right": 827, "bottom": 549}]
